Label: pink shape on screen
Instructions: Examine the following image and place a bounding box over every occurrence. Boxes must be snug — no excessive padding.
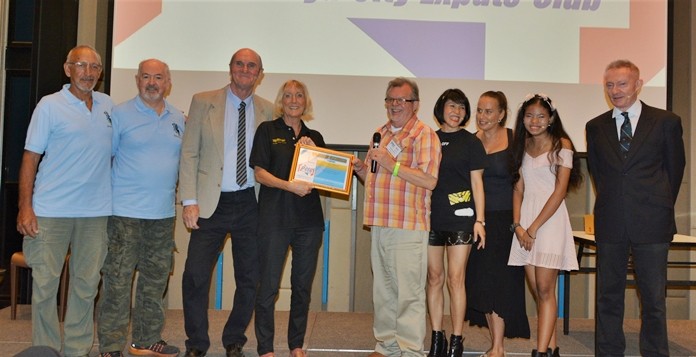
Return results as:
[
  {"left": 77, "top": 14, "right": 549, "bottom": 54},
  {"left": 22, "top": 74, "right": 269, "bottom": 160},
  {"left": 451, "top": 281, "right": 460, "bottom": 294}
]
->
[
  {"left": 579, "top": 0, "right": 666, "bottom": 84},
  {"left": 113, "top": 0, "right": 162, "bottom": 46}
]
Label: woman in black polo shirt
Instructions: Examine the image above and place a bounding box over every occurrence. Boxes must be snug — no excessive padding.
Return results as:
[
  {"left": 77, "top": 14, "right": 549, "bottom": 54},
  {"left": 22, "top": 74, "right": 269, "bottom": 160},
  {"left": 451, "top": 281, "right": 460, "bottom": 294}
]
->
[{"left": 250, "top": 79, "right": 325, "bottom": 357}]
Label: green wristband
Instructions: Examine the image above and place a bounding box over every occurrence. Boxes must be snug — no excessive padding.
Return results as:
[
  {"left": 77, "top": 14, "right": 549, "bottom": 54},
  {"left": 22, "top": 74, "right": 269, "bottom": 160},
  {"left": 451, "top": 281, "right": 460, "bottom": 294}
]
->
[{"left": 392, "top": 162, "right": 401, "bottom": 177}]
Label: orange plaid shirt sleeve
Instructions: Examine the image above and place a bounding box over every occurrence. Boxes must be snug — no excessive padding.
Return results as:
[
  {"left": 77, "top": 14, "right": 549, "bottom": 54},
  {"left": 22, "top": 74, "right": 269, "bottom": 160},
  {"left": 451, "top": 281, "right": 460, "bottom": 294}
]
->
[{"left": 363, "top": 117, "right": 441, "bottom": 231}]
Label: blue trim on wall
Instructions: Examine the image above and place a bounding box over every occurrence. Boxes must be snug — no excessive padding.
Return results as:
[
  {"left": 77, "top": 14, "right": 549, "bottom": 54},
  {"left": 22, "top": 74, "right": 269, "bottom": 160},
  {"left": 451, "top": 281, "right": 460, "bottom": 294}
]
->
[
  {"left": 215, "top": 253, "right": 223, "bottom": 309},
  {"left": 558, "top": 274, "right": 566, "bottom": 318},
  {"left": 322, "top": 220, "right": 330, "bottom": 305}
]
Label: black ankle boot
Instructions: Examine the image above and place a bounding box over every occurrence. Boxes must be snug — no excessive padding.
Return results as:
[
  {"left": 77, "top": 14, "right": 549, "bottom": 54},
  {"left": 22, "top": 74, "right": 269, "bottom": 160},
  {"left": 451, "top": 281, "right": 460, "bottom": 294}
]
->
[
  {"left": 427, "top": 330, "right": 447, "bottom": 357},
  {"left": 447, "top": 335, "right": 463, "bottom": 357},
  {"left": 531, "top": 349, "right": 551, "bottom": 357},
  {"left": 551, "top": 347, "right": 560, "bottom": 357}
]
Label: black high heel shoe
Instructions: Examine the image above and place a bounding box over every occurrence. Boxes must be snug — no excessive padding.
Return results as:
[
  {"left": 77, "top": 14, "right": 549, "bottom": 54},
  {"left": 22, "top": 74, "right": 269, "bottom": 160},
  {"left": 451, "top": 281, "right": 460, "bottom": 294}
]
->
[
  {"left": 447, "top": 335, "right": 463, "bottom": 357},
  {"left": 531, "top": 348, "right": 552, "bottom": 357},
  {"left": 427, "top": 330, "right": 447, "bottom": 357}
]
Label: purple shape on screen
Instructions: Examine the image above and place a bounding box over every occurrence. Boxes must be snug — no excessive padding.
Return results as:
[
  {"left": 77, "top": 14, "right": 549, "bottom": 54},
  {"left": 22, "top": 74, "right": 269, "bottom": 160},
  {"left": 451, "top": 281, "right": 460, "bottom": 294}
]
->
[{"left": 349, "top": 18, "right": 485, "bottom": 79}]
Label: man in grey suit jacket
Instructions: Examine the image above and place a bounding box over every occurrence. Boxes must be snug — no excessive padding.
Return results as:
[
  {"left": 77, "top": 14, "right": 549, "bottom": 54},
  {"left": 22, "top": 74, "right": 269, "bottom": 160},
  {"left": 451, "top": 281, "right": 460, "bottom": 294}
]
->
[
  {"left": 586, "top": 59, "right": 685, "bottom": 357},
  {"left": 178, "top": 48, "right": 274, "bottom": 357}
]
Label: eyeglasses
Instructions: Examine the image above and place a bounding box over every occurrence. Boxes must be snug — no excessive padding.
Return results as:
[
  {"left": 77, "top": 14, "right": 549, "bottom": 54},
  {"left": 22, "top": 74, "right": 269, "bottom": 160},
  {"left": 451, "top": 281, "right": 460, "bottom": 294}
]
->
[
  {"left": 67, "top": 61, "right": 103, "bottom": 71},
  {"left": 384, "top": 97, "right": 418, "bottom": 105}
]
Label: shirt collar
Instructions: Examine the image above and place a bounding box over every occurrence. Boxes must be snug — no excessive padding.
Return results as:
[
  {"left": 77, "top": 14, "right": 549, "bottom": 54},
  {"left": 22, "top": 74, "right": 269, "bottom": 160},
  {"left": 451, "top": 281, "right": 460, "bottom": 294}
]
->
[
  {"left": 227, "top": 86, "right": 251, "bottom": 109},
  {"left": 134, "top": 95, "right": 170, "bottom": 117},
  {"left": 274, "top": 117, "right": 310, "bottom": 135},
  {"left": 380, "top": 115, "right": 417, "bottom": 135},
  {"left": 61, "top": 84, "right": 101, "bottom": 105},
  {"left": 613, "top": 100, "right": 641, "bottom": 120}
]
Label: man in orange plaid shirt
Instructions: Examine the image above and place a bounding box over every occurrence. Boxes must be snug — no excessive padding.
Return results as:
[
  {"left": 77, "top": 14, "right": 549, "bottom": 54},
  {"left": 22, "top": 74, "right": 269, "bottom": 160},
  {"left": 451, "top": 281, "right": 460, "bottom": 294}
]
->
[{"left": 353, "top": 77, "right": 441, "bottom": 357}]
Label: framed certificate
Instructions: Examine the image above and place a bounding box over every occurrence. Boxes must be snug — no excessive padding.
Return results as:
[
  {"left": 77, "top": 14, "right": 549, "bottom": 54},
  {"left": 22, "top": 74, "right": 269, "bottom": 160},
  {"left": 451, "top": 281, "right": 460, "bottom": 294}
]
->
[{"left": 289, "top": 144, "right": 354, "bottom": 195}]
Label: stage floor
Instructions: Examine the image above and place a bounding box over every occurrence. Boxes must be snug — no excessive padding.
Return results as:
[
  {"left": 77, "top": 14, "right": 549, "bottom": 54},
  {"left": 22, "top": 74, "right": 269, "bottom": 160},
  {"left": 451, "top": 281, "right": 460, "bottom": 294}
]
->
[{"left": 2, "top": 306, "right": 695, "bottom": 356}]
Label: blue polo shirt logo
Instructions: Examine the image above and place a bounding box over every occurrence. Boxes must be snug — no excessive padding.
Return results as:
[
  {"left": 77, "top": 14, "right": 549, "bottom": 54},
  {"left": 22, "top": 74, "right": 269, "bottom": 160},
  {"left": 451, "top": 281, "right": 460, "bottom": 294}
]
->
[
  {"left": 172, "top": 123, "right": 182, "bottom": 138},
  {"left": 103, "top": 111, "right": 112, "bottom": 127}
]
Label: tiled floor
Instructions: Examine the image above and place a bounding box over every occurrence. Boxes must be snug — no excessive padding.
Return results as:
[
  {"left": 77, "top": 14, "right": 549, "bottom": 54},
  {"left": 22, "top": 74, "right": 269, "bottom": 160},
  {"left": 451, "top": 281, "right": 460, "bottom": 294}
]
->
[{"left": 2, "top": 306, "right": 695, "bottom": 356}]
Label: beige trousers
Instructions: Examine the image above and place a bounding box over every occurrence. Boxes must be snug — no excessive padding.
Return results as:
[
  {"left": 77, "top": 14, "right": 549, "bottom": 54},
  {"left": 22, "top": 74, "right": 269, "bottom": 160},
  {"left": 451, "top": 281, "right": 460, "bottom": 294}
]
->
[{"left": 370, "top": 226, "right": 428, "bottom": 357}]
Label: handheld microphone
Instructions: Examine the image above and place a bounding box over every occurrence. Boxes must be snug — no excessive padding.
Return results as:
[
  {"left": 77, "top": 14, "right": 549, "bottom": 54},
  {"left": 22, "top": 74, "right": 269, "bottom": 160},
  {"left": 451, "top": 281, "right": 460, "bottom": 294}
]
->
[{"left": 371, "top": 132, "right": 381, "bottom": 173}]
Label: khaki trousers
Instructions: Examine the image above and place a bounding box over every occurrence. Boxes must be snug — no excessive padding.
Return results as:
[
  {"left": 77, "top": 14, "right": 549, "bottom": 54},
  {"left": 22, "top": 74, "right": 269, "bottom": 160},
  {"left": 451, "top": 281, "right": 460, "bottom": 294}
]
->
[
  {"left": 23, "top": 217, "right": 108, "bottom": 357},
  {"left": 370, "top": 227, "right": 428, "bottom": 357}
]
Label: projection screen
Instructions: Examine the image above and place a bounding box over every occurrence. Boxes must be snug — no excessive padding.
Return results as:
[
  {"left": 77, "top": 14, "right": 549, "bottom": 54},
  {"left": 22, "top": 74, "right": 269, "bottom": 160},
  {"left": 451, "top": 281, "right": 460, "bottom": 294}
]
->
[{"left": 110, "top": 0, "right": 667, "bottom": 152}]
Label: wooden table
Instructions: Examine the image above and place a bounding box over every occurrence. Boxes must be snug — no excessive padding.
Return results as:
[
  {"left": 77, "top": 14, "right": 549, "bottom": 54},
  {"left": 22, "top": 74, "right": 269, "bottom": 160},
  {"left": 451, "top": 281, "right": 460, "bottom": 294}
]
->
[{"left": 562, "top": 231, "right": 696, "bottom": 335}]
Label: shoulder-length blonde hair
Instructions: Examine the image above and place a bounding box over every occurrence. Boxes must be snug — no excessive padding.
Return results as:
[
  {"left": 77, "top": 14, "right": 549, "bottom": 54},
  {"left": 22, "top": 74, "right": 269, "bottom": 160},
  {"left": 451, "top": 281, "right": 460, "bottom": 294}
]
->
[{"left": 273, "top": 79, "right": 314, "bottom": 121}]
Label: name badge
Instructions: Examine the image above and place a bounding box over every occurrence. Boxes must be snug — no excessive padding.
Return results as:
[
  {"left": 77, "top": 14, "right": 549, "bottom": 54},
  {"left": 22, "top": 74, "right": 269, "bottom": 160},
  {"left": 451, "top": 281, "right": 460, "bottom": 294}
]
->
[{"left": 386, "top": 140, "right": 402, "bottom": 158}]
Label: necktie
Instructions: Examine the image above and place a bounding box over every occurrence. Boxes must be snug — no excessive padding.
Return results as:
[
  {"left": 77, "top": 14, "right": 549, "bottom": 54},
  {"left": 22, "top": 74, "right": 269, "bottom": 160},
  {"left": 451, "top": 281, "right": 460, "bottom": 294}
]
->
[
  {"left": 619, "top": 112, "right": 632, "bottom": 157},
  {"left": 236, "top": 102, "right": 247, "bottom": 186}
]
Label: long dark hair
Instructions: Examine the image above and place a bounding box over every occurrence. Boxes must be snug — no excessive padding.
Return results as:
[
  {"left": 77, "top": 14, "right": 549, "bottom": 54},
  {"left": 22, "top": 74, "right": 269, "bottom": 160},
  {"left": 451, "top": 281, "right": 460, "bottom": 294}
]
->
[{"left": 511, "top": 94, "right": 582, "bottom": 190}]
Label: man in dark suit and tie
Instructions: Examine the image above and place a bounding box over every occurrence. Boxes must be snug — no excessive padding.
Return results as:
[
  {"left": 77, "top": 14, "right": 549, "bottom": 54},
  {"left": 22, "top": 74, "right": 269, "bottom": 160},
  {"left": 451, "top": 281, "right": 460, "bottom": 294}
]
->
[
  {"left": 586, "top": 59, "right": 685, "bottom": 357},
  {"left": 178, "top": 48, "right": 274, "bottom": 357}
]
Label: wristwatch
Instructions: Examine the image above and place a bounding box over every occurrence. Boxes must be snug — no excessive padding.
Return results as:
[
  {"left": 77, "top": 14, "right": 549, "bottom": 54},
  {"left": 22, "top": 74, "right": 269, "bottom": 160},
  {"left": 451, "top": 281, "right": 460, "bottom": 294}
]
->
[
  {"left": 510, "top": 222, "right": 521, "bottom": 232},
  {"left": 475, "top": 220, "right": 485, "bottom": 227}
]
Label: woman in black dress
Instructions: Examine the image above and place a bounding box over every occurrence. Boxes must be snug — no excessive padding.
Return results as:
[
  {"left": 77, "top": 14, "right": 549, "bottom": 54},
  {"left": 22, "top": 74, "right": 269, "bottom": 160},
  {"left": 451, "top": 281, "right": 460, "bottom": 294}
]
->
[{"left": 466, "top": 91, "right": 530, "bottom": 357}]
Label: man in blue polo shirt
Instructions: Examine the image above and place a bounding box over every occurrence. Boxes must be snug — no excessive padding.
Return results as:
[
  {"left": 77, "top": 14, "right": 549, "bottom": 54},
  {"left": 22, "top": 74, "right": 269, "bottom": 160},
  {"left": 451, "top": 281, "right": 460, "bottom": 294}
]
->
[
  {"left": 17, "top": 45, "right": 113, "bottom": 357},
  {"left": 96, "top": 58, "right": 185, "bottom": 357}
]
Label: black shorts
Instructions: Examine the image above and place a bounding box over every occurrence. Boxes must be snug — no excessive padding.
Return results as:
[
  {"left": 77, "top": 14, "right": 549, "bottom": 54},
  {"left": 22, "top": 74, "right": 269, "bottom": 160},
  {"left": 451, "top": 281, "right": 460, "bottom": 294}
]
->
[{"left": 428, "top": 230, "right": 474, "bottom": 246}]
